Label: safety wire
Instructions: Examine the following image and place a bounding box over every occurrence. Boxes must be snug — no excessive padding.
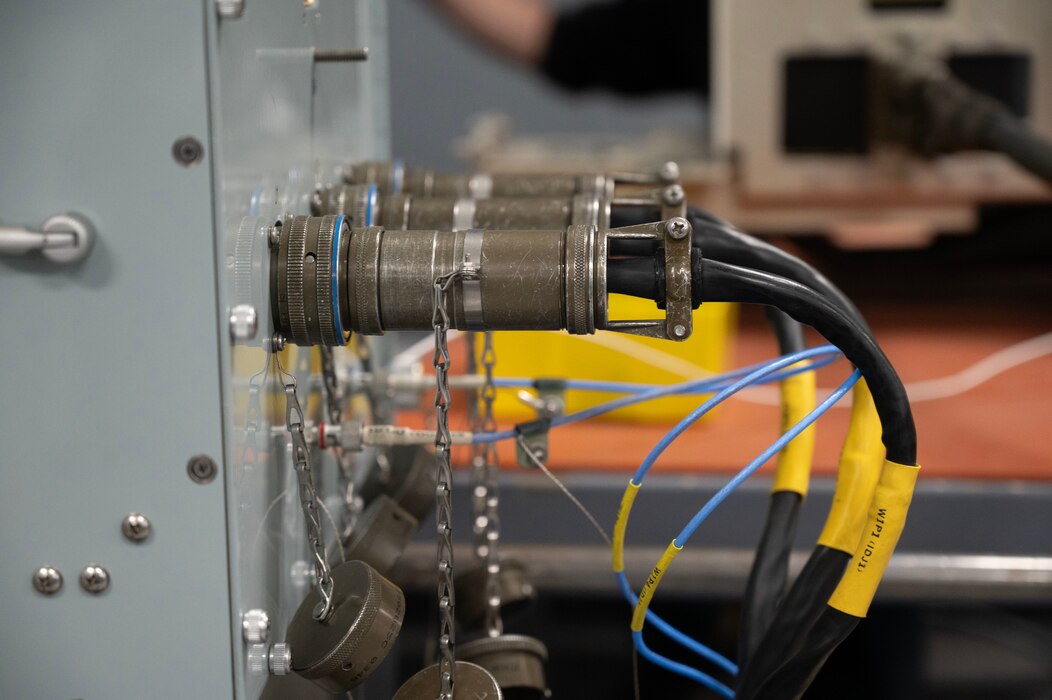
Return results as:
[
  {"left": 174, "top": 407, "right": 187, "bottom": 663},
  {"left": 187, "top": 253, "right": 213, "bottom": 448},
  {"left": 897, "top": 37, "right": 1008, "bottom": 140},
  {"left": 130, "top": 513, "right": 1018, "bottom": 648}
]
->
[{"left": 624, "top": 368, "right": 862, "bottom": 697}]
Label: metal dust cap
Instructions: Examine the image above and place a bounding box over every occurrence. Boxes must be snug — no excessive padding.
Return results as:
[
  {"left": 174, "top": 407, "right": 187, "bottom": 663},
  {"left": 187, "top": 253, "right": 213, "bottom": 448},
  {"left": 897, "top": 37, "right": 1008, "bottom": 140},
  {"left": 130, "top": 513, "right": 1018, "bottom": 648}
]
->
[
  {"left": 359, "top": 445, "right": 436, "bottom": 523},
  {"left": 286, "top": 560, "right": 404, "bottom": 693},
  {"left": 341, "top": 495, "right": 419, "bottom": 576},
  {"left": 393, "top": 661, "right": 504, "bottom": 700},
  {"left": 455, "top": 558, "right": 536, "bottom": 631},
  {"left": 459, "top": 635, "right": 550, "bottom": 700}
]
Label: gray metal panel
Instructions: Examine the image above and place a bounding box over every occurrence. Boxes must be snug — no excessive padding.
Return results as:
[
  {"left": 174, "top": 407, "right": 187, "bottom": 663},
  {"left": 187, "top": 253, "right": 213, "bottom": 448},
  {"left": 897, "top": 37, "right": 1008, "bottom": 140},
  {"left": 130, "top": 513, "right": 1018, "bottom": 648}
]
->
[
  {"left": 0, "top": 2, "right": 232, "bottom": 699},
  {"left": 1, "top": 1, "right": 392, "bottom": 698}
]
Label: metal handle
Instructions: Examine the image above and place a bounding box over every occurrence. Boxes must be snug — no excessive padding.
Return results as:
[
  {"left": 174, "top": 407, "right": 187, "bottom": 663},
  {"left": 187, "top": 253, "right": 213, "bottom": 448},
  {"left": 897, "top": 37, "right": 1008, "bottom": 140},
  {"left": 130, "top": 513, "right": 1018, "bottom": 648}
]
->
[{"left": 0, "top": 212, "right": 95, "bottom": 264}]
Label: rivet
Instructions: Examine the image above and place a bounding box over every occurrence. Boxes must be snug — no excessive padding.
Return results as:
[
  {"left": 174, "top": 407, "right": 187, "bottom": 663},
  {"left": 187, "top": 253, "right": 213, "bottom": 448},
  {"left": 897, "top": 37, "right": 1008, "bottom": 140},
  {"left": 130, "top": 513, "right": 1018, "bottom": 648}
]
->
[
  {"left": 32, "top": 566, "right": 63, "bottom": 595},
  {"left": 121, "top": 512, "right": 152, "bottom": 542},
  {"left": 79, "top": 564, "right": 110, "bottom": 594}
]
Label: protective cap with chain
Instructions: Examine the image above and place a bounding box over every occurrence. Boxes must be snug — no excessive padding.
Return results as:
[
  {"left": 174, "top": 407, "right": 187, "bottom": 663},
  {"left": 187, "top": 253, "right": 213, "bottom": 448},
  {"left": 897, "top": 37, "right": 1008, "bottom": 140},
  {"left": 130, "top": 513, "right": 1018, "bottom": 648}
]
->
[{"left": 268, "top": 214, "right": 695, "bottom": 345}]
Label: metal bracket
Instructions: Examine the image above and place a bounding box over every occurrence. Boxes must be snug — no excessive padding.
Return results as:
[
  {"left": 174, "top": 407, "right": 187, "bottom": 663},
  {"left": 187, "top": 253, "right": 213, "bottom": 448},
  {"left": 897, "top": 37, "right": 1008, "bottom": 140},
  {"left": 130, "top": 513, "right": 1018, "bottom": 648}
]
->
[
  {"left": 514, "top": 380, "right": 565, "bottom": 468},
  {"left": 596, "top": 217, "right": 693, "bottom": 341}
]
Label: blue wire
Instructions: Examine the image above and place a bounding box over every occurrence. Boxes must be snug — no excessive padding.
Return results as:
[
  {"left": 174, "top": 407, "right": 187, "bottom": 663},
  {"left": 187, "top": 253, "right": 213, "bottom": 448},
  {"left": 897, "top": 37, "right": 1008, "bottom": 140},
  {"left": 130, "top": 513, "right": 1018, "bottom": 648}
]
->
[
  {"left": 616, "top": 572, "right": 739, "bottom": 676},
  {"left": 489, "top": 352, "right": 836, "bottom": 395},
  {"left": 631, "top": 368, "right": 860, "bottom": 692},
  {"left": 633, "top": 631, "right": 735, "bottom": 699},
  {"left": 674, "top": 369, "right": 861, "bottom": 547},
  {"left": 474, "top": 346, "right": 841, "bottom": 444},
  {"left": 611, "top": 347, "right": 835, "bottom": 682},
  {"left": 632, "top": 346, "right": 840, "bottom": 484}
]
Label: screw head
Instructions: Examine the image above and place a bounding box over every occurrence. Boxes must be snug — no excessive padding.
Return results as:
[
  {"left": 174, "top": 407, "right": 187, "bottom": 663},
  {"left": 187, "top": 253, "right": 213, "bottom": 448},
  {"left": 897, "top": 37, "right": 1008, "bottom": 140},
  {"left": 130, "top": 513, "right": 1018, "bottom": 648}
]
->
[
  {"left": 121, "top": 512, "right": 152, "bottom": 542},
  {"left": 665, "top": 216, "right": 690, "bottom": 240},
  {"left": 32, "top": 566, "right": 63, "bottom": 595},
  {"left": 672, "top": 324, "right": 688, "bottom": 339},
  {"left": 79, "top": 564, "right": 110, "bottom": 594},
  {"left": 659, "top": 161, "right": 681, "bottom": 183},
  {"left": 268, "top": 333, "right": 287, "bottom": 352},
  {"left": 171, "top": 136, "right": 204, "bottom": 167},
  {"left": 242, "top": 609, "right": 271, "bottom": 644},
  {"left": 662, "top": 184, "right": 685, "bottom": 207},
  {"left": 187, "top": 454, "right": 218, "bottom": 484},
  {"left": 531, "top": 446, "right": 548, "bottom": 463},
  {"left": 229, "top": 304, "right": 259, "bottom": 341}
]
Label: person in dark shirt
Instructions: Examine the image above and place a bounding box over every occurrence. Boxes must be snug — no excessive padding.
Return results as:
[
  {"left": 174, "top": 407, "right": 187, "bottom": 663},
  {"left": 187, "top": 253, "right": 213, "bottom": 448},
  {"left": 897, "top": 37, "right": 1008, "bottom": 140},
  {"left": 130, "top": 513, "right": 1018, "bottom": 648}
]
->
[{"left": 426, "top": 0, "right": 710, "bottom": 97}]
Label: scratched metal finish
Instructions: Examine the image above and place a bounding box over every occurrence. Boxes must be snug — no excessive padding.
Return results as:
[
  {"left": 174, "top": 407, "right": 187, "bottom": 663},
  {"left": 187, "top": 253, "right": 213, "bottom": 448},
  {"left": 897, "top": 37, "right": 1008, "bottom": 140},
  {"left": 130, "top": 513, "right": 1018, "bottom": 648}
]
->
[{"left": 376, "top": 229, "right": 568, "bottom": 332}]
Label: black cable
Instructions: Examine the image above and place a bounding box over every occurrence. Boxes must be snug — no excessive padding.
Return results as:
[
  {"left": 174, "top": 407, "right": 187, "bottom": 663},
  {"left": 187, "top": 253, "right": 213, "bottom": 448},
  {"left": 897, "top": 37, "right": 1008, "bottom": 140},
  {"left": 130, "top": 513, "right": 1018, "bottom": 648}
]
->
[
  {"left": 698, "top": 260, "right": 915, "bottom": 466},
  {"left": 605, "top": 226, "right": 904, "bottom": 694},
  {"left": 979, "top": 111, "right": 1052, "bottom": 186},
  {"left": 608, "top": 208, "right": 870, "bottom": 333},
  {"left": 738, "top": 490, "right": 802, "bottom": 668},
  {"left": 750, "top": 607, "right": 860, "bottom": 700},
  {"left": 699, "top": 260, "right": 915, "bottom": 697},
  {"left": 736, "top": 308, "right": 807, "bottom": 669},
  {"left": 698, "top": 217, "right": 870, "bottom": 333},
  {"left": 765, "top": 305, "right": 807, "bottom": 352},
  {"left": 735, "top": 546, "right": 851, "bottom": 699},
  {"left": 877, "top": 61, "right": 1052, "bottom": 186}
]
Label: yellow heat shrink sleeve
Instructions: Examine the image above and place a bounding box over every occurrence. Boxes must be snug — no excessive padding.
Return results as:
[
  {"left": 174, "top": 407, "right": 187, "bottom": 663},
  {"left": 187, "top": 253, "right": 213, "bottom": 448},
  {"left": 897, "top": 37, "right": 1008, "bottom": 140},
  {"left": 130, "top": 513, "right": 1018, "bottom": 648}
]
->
[
  {"left": 828, "top": 459, "right": 920, "bottom": 618},
  {"left": 631, "top": 540, "right": 683, "bottom": 631},
  {"left": 612, "top": 482, "right": 641, "bottom": 573},
  {"left": 770, "top": 368, "right": 817, "bottom": 497},
  {"left": 816, "top": 381, "right": 885, "bottom": 553}
]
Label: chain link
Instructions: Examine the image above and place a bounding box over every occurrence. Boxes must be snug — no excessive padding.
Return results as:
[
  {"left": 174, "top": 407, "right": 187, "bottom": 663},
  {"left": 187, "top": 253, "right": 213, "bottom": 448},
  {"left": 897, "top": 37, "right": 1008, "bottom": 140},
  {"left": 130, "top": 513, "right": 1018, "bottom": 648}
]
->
[
  {"left": 479, "top": 333, "right": 503, "bottom": 637},
  {"left": 432, "top": 267, "right": 476, "bottom": 700},
  {"left": 277, "top": 354, "right": 335, "bottom": 622},
  {"left": 319, "top": 346, "right": 343, "bottom": 426}
]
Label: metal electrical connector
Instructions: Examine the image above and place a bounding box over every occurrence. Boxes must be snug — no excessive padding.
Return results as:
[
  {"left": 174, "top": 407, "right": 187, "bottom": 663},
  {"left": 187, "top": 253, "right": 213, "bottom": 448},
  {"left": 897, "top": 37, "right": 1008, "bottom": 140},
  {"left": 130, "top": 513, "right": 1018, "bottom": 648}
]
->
[
  {"left": 313, "top": 182, "right": 688, "bottom": 234},
  {"left": 312, "top": 183, "right": 610, "bottom": 231},
  {"left": 268, "top": 215, "right": 693, "bottom": 345},
  {"left": 341, "top": 159, "right": 680, "bottom": 198}
]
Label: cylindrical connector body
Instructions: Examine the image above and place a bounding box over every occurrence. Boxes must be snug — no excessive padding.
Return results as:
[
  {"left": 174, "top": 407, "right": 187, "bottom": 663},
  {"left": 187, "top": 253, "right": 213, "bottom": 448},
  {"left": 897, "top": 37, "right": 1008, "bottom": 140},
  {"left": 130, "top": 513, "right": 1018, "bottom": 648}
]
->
[
  {"left": 270, "top": 216, "right": 690, "bottom": 346},
  {"left": 373, "top": 227, "right": 578, "bottom": 331},
  {"left": 346, "top": 161, "right": 615, "bottom": 198},
  {"left": 313, "top": 184, "right": 610, "bottom": 231}
]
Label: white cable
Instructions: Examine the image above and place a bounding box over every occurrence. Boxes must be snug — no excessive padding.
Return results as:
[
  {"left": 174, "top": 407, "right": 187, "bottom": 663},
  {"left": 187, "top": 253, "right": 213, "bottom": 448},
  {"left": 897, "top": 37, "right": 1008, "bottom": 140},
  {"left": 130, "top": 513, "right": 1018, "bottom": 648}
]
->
[
  {"left": 734, "top": 330, "right": 1052, "bottom": 406},
  {"left": 361, "top": 424, "right": 474, "bottom": 446}
]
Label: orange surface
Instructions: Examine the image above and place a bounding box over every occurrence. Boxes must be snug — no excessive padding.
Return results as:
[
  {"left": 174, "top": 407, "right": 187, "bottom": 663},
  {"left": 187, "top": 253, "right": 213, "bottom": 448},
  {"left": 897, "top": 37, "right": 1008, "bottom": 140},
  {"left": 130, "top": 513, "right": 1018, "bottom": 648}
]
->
[{"left": 408, "top": 303, "right": 1052, "bottom": 481}]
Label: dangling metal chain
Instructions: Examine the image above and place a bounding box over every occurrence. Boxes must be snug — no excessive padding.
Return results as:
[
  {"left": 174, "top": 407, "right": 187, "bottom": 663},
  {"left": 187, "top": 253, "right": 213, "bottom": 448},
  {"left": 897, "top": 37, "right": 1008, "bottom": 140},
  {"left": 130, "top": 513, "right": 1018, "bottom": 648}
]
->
[
  {"left": 277, "top": 351, "right": 335, "bottom": 622},
  {"left": 479, "top": 333, "right": 504, "bottom": 637},
  {"left": 319, "top": 345, "right": 359, "bottom": 535},
  {"left": 319, "top": 346, "right": 343, "bottom": 427},
  {"left": 433, "top": 268, "right": 475, "bottom": 700}
]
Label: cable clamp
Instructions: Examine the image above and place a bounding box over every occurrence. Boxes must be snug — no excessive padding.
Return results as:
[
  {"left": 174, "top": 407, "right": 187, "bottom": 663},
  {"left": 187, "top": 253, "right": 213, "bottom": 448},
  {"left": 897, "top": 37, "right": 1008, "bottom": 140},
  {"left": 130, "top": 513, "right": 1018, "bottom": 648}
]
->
[
  {"left": 461, "top": 228, "right": 485, "bottom": 330},
  {"left": 514, "top": 417, "right": 552, "bottom": 469}
]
